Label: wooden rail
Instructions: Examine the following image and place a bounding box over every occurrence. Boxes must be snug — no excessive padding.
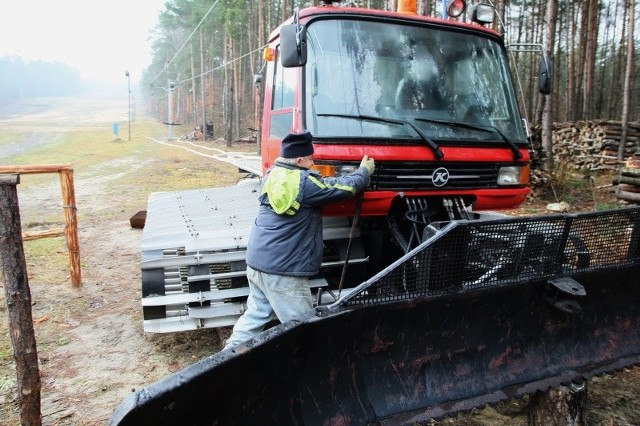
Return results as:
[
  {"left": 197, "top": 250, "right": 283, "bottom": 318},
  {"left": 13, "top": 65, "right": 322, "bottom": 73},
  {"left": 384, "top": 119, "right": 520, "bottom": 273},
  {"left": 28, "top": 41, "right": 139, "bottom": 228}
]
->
[{"left": 0, "top": 164, "right": 81, "bottom": 287}]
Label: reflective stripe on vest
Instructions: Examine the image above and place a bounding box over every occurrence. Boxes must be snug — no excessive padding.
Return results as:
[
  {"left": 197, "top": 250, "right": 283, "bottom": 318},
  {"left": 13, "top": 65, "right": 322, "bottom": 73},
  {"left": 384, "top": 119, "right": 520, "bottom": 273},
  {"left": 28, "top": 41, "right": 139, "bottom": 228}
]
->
[{"left": 308, "top": 174, "right": 357, "bottom": 195}]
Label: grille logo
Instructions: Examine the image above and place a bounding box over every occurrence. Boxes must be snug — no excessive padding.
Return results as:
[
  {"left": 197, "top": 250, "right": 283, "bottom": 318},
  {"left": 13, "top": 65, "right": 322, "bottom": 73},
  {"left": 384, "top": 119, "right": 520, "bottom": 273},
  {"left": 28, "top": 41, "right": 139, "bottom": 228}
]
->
[{"left": 432, "top": 167, "right": 450, "bottom": 187}]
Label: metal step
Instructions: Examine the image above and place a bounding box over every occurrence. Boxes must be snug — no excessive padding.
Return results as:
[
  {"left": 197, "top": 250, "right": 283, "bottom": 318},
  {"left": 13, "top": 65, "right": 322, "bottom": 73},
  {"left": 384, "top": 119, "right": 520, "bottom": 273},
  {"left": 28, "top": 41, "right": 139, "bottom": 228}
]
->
[
  {"left": 142, "top": 278, "right": 329, "bottom": 307},
  {"left": 142, "top": 279, "right": 330, "bottom": 333}
]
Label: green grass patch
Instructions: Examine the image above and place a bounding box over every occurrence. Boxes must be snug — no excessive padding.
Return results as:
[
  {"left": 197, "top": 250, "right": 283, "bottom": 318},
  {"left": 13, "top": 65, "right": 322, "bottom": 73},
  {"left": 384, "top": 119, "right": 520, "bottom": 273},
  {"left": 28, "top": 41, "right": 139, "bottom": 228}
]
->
[
  {"left": 58, "top": 336, "right": 71, "bottom": 346},
  {"left": 0, "top": 374, "right": 16, "bottom": 393},
  {"left": 0, "top": 131, "right": 20, "bottom": 147},
  {"left": 0, "top": 347, "right": 10, "bottom": 363},
  {"left": 23, "top": 238, "right": 70, "bottom": 282},
  {"left": 2, "top": 116, "right": 250, "bottom": 193},
  {"left": 2, "top": 113, "right": 257, "bottom": 225},
  {"left": 596, "top": 202, "right": 619, "bottom": 211},
  {"left": 24, "top": 237, "right": 65, "bottom": 258},
  {"left": 1, "top": 118, "right": 168, "bottom": 188}
]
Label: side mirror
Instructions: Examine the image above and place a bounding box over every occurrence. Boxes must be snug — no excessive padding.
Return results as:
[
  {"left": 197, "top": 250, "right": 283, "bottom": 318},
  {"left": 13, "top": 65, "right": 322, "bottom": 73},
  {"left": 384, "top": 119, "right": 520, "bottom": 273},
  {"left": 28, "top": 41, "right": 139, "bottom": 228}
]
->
[
  {"left": 280, "top": 23, "right": 307, "bottom": 67},
  {"left": 538, "top": 57, "right": 552, "bottom": 95}
]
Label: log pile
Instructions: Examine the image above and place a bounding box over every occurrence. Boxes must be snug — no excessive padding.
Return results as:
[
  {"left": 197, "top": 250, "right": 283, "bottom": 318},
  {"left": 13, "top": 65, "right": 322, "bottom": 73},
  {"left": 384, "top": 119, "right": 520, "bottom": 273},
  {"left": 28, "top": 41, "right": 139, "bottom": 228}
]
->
[
  {"left": 551, "top": 121, "right": 640, "bottom": 171},
  {"left": 528, "top": 127, "right": 549, "bottom": 189},
  {"left": 534, "top": 120, "right": 640, "bottom": 205},
  {"left": 615, "top": 156, "right": 640, "bottom": 204}
]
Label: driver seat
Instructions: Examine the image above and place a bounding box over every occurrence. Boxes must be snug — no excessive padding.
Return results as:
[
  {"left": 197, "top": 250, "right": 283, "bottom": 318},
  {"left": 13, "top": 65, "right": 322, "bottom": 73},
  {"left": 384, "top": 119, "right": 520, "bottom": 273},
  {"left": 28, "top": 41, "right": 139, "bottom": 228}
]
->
[{"left": 395, "top": 77, "right": 446, "bottom": 112}]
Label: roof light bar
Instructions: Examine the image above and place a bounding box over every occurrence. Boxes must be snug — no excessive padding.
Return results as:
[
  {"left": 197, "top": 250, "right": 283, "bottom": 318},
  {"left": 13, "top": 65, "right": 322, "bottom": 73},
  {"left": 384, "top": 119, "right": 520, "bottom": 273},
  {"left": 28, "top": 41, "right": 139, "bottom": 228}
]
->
[{"left": 447, "top": 0, "right": 467, "bottom": 18}]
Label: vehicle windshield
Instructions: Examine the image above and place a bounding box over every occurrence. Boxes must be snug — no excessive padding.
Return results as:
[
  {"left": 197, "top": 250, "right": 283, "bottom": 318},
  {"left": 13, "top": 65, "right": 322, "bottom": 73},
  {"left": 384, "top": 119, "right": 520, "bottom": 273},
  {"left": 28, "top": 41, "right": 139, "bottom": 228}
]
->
[{"left": 304, "top": 18, "right": 527, "bottom": 143}]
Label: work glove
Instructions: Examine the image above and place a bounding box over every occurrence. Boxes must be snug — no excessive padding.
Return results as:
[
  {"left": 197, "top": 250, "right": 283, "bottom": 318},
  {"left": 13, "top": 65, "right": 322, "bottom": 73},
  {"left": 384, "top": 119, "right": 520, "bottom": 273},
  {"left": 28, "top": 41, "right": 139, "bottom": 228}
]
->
[{"left": 360, "top": 155, "right": 375, "bottom": 176}]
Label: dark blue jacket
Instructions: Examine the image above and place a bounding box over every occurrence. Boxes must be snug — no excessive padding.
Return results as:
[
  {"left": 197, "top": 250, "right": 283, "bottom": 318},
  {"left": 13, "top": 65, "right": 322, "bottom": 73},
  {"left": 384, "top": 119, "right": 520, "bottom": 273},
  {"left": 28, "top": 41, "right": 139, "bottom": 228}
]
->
[{"left": 245, "top": 160, "right": 370, "bottom": 277}]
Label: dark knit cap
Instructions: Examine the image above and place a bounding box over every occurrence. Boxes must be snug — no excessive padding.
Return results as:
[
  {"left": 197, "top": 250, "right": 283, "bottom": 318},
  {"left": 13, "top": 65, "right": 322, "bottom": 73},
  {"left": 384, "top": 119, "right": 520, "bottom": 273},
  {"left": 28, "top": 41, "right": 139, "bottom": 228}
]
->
[{"left": 281, "top": 131, "right": 314, "bottom": 158}]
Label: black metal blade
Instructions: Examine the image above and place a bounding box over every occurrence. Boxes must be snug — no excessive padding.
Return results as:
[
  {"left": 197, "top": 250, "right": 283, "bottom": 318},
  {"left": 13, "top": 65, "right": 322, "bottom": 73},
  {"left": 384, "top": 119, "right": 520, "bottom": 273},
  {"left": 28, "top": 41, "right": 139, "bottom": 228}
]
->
[
  {"left": 111, "top": 208, "right": 640, "bottom": 425},
  {"left": 110, "top": 266, "right": 640, "bottom": 425}
]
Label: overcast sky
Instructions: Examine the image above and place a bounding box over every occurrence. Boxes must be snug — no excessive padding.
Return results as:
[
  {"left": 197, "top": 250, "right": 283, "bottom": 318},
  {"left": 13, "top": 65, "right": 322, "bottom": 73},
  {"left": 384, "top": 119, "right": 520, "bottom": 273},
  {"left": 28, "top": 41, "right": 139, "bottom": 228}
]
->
[{"left": 0, "top": 0, "right": 166, "bottom": 86}]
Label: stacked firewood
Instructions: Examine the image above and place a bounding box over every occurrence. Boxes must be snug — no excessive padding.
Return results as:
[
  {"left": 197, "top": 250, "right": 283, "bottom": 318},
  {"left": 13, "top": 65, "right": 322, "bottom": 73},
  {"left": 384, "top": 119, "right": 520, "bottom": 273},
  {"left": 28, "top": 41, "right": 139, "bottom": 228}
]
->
[
  {"left": 528, "top": 121, "right": 640, "bottom": 196},
  {"left": 551, "top": 121, "right": 640, "bottom": 171},
  {"left": 527, "top": 127, "right": 549, "bottom": 190},
  {"left": 616, "top": 156, "right": 640, "bottom": 204}
]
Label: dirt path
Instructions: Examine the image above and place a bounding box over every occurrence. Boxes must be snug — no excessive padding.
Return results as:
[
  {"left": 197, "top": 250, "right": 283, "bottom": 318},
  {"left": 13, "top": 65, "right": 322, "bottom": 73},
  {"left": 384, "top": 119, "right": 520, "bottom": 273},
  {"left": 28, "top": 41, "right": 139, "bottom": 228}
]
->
[
  {"left": 0, "top": 97, "right": 228, "bottom": 425},
  {"left": 0, "top": 96, "right": 639, "bottom": 425}
]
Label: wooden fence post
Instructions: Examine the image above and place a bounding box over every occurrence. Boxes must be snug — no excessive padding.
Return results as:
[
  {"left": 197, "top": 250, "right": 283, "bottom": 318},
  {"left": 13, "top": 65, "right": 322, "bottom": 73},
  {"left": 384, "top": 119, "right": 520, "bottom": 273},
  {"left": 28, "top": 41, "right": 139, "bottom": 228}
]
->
[
  {"left": 0, "top": 174, "right": 42, "bottom": 426},
  {"left": 59, "top": 168, "right": 81, "bottom": 287}
]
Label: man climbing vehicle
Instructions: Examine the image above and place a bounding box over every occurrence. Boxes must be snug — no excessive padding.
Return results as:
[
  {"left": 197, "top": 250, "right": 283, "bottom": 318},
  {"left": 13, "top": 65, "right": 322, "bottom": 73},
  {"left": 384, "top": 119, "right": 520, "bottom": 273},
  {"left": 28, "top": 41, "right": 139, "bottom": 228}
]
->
[{"left": 224, "top": 131, "right": 375, "bottom": 349}]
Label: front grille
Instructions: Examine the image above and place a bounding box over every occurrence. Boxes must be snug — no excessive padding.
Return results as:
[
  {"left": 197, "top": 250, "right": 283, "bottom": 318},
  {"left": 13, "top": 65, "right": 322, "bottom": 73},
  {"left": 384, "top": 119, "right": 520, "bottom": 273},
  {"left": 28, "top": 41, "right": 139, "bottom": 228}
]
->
[{"left": 372, "top": 162, "right": 501, "bottom": 191}]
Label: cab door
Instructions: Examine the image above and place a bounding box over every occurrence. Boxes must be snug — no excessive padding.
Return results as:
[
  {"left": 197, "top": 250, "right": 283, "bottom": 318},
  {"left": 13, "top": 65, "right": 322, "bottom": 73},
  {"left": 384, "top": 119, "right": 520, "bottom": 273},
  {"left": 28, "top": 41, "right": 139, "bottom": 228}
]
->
[{"left": 261, "top": 44, "right": 301, "bottom": 171}]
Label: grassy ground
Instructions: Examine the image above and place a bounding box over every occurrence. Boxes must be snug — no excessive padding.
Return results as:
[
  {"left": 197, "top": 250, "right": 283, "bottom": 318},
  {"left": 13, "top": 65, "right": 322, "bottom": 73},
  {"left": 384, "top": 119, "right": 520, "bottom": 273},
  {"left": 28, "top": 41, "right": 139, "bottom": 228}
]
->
[{"left": 0, "top": 98, "right": 256, "bottom": 424}]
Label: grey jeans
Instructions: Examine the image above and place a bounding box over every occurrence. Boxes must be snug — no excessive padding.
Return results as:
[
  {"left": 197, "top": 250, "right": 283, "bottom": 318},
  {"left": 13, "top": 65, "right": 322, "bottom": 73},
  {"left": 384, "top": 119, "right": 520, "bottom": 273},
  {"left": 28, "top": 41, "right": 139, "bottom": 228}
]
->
[{"left": 223, "top": 266, "right": 313, "bottom": 349}]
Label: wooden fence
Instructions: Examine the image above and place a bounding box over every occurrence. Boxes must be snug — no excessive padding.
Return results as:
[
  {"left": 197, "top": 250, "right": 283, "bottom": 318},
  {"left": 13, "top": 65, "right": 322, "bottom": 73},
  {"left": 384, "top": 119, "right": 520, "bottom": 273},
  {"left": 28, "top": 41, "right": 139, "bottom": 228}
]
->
[{"left": 0, "top": 164, "right": 81, "bottom": 287}]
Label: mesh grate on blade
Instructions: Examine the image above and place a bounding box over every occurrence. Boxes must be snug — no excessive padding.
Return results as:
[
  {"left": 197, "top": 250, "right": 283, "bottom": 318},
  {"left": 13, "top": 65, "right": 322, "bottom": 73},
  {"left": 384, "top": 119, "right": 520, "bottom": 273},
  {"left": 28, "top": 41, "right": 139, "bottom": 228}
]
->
[{"left": 342, "top": 208, "right": 640, "bottom": 307}]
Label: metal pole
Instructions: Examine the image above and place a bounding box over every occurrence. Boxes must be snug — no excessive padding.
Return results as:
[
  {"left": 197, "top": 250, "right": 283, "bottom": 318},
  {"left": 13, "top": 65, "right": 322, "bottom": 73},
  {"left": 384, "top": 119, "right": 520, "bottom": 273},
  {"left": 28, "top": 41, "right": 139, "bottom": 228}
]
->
[
  {"left": 125, "top": 70, "right": 131, "bottom": 141},
  {"left": 167, "top": 81, "right": 174, "bottom": 140},
  {"left": 128, "top": 77, "right": 131, "bottom": 140}
]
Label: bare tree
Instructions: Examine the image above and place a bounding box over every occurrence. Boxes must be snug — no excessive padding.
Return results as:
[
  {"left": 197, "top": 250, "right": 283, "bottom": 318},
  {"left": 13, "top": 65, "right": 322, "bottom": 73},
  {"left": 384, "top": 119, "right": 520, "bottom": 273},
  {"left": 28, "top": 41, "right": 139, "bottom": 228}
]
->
[
  {"left": 223, "top": 30, "right": 233, "bottom": 147},
  {"left": 200, "top": 29, "right": 207, "bottom": 140},
  {"left": 619, "top": 0, "right": 636, "bottom": 160},
  {"left": 542, "top": 0, "right": 558, "bottom": 170},
  {"left": 493, "top": 0, "right": 506, "bottom": 33},
  {"left": 582, "top": 0, "right": 600, "bottom": 120},
  {"left": 190, "top": 41, "right": 198, "bottom": 129}
]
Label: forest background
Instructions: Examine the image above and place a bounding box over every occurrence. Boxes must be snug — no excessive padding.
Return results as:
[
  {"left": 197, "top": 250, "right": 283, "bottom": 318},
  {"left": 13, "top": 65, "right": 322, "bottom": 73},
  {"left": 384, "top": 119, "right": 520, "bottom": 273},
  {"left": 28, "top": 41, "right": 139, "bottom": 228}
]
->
[
  {"left": 1, "top": 0, "right": 638, "bottom": 146},
  {"left": 138, "top": 0, "right": 640, "bottom": 147}
]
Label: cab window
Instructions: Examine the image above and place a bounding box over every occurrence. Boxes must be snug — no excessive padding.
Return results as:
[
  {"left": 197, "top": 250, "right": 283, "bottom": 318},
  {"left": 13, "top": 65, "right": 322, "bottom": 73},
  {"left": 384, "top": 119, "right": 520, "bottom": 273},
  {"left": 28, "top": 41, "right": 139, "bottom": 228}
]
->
[{"left": 270, "top": 47, "right": 295, "bottom": 138}]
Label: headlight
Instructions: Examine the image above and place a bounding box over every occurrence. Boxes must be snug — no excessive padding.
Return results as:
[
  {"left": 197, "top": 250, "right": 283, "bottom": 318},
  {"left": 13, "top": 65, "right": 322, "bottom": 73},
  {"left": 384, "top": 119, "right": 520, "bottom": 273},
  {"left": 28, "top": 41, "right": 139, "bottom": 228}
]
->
[
  {"left": 311, "top": 163, "right": 358, "bottom": 177},
  {"left": 498, "top": 166, "right": 529, "bottom": 185},
  {"left": 335, "top": 165, "right": 358, "bottom": 177}
]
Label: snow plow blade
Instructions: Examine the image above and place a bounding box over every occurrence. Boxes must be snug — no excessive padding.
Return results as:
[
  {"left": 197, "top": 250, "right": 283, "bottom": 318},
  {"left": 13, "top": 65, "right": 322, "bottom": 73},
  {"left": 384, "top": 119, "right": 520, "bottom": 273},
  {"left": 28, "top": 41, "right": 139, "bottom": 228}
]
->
[{"left": 112, "top": 207, "right": 640, "bottom": 425}]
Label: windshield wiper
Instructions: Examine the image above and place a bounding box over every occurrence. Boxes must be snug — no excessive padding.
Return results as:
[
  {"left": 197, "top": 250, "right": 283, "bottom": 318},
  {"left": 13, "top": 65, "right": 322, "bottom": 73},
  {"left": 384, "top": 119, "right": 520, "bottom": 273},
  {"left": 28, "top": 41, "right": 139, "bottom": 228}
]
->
[
  {"left": 414, "top": 117, "right": 523, "bottom": 160},
  {"left": 491, "top": 126, "right": 523, "bottom": 160},
  {"left": 317, "top": 113, "right": 444, "bottom": 160}
]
